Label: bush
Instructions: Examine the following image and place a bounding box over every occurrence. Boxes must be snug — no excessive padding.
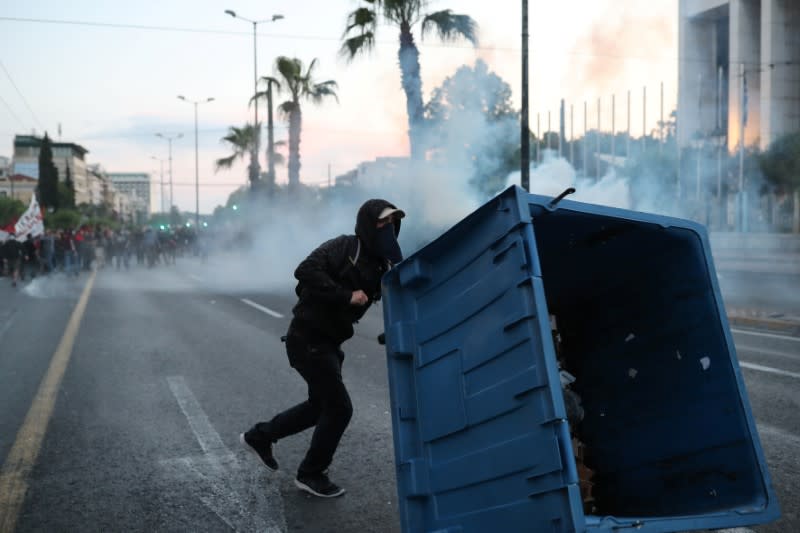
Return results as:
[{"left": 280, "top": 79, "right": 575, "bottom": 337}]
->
[
  {"left": 45, "top": 209, "right": 82, "bottom": 230},
  {"left": 0, "top": 196, "right": 26, "bottom": 226},
  {"left": 760, "top": 132, "right": 800, "bottom": 191}
]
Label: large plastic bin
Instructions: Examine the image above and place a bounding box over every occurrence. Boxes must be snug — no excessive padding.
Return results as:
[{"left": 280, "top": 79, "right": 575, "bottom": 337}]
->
[{"left": 381, "top": 185, "right": 779, "bottom": 533}]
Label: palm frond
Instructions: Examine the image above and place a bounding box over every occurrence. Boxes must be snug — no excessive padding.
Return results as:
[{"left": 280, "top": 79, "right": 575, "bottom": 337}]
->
[
  {"left": 214, "top": 154, "right": 237, "bottom": 172},
  {"left": 249, "top": 91, "right": 267, "bottom": 107},
  {"left": 421, "top": 10, "right": 478, "bottom": 45},
  {"left": 383, "top": 0, "right": 421, "bottom": 25},
  {"left": 277, "top": 101, "right": 298, "bottom": 121},
  {"left": 339, "top": 32, "right": 375, "bottom": 61},
  {"left": 309, "top": 80, "right": 339, "bottom": 105},
  {"left": 258, "top": 76, "right": 282, "bottom": 94},
  {"left": 305, "top": 58, "right": 319, "bottom": 79},
  {"left": 276, "top": 56, "right": 302, "bottom": 83},
  {"left": 344, "top": 7, "right": 377, "bottom": 34}
]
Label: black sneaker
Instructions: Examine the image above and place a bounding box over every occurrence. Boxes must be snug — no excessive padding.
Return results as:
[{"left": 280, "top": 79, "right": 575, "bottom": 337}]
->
[
  {"left": 239, "top": 432, "right": 278, "bottom": 470},
  {"left": 295, "top": 472, "right": 345, "bottom": 498}
]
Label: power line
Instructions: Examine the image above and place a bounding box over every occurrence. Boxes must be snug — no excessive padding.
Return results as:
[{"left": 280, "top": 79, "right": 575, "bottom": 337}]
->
[
  {"left": 0, "top": 91, "right": 25, "bottom": 127},
  {"left": 0, "top": 14, "right": 759, "bottom": 66},
  {"left": 0, "top": 59, "right": 44, "bottom": 129}
]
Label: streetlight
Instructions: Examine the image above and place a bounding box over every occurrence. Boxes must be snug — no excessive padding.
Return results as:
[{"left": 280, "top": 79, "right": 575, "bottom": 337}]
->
[
  {"left": 150, "top": 155, "right": 167, "bottom": 214},
  {"left": 224, "top": 9, "right": 284, "bottom": 187},
  {"left": 178, "top": 95, "right": 214, "bottom": 229},
  {"left": 155, "top": 132, "right": 183, "bottom": 222}
]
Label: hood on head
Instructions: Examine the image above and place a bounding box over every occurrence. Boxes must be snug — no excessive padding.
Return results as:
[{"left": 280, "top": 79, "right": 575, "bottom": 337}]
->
[{"left": 355, "top": 199, "right": 403, "bottom": 254}]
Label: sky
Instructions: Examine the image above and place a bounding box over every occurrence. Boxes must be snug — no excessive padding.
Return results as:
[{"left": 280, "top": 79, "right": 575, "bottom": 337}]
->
[{"left": 0, "top": 0, "right": 678, "bottom": 215}]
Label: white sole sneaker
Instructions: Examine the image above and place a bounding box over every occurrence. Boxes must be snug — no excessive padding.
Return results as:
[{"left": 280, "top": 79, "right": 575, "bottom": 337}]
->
[{"left": 294, "top": 478, "right": 346, "bottom": 498}]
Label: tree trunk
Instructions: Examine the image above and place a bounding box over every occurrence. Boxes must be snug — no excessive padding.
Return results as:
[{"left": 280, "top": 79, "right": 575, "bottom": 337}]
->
[
  {"left": 266, "top": 83, "right": 276, "bottom": 193},
  {"left": 398, "top": 22, "right": 425, "bottom": 161},
  {"left": 288, "top": 102, "right": 302, "bottom": 192},
  {"left": 249, "top": 125, "right": 261, "bottom": 190}
]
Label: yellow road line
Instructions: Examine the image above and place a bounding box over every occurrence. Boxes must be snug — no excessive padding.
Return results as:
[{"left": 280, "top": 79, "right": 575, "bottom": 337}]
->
[{"left": 0, "top": 271, "right": 97, "bottom": 532}]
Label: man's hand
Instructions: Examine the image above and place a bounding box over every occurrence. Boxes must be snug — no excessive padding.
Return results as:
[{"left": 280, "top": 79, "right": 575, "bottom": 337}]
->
[{"left": 350, "top": 290, "right": 369, "bottom": 306}]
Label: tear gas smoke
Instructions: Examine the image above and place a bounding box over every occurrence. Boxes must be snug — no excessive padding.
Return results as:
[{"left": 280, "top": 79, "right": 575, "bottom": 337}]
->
[{"left": 506, "top": 150, "right": 632, "bottom": 211}]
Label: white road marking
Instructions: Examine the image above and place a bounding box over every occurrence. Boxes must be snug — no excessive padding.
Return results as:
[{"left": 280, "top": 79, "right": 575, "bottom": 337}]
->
[
  {"left": 757, "top": 423, "right": 800, "bottom": 448},
  {"left": 0, "top": 311, "right": 16, "bottom": 340},
  {"left": 240, "top": 298, "right": 284, "bottom": 318},
  {"left": 740, "top": 361, "right": 800, "bottom": 380},
  {"left": 737, "top": 344, "right": 800, "bottom": 360},
  {"left": 188, "top": 274, "right": 203, "bottom": 282},
  {"left": 165, "top": 376, "right": 286, "bottom": 532},
  {"left": 167, "top": 376, "right": 228, "bottom": 455},
  {"left": 732, "top": 328, "right": 800, "bottom": 343}
]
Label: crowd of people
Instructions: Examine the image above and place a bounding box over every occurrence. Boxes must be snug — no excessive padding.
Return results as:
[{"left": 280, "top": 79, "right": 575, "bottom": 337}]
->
[{"left": 0, "top": 226, "right": 199, "bottom": 287}]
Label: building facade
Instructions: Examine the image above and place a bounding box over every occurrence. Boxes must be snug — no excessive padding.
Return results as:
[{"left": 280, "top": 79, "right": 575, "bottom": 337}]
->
[
  {"left": 0, "top": 174, "right": 38, "bottom": 204},
  {"left": 11, "top": 135, "right": 95, "bottom": 204},
  {"left": 678, "top": 0, "right": 800, "bottom": 150},
  {"left": 108, "top": 172, "right": 151, "bottom": 224}
]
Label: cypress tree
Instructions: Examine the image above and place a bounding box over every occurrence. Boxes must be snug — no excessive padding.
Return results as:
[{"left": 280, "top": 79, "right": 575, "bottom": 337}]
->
[
  {"left": 37, "top": 133, "right": 60, "bottom": 210},
  {"left": 64, "top": 164, "right": 76, "bottom": 208}
]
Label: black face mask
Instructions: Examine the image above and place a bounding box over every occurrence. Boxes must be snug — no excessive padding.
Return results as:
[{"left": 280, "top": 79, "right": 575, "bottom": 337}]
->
[{"left": 374, "top": 224, "right": 403, "bottom": 264}]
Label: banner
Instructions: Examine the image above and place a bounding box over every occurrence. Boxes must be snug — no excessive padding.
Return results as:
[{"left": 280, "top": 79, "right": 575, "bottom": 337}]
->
[{"left": 14, "top": 194, "right": 45, "bottom": 238}]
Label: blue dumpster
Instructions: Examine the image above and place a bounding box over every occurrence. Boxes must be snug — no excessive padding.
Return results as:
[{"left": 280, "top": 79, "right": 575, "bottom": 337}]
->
[{"left": 381, "top": 185, "right": 779, "bottom": 533}]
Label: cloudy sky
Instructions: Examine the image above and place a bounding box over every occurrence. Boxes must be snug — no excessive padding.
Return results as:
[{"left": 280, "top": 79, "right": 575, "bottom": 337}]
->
[{"left": 0, "top": 0, "right": 677, "bottom": 213}]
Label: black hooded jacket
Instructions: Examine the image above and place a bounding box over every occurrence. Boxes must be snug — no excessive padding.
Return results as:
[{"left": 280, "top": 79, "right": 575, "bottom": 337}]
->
[{"left": 290, "top": 199, "right": 401, "bottom": 345}]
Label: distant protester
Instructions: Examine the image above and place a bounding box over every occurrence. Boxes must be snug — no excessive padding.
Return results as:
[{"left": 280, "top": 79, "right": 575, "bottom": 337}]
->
[{"left": 240, "top": 199, "right": 406, "bottom": 498}]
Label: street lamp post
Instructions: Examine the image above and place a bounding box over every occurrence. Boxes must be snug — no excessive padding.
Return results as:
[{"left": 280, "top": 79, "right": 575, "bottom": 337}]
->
[
  {"left": 224, "top": 9, "right": 284, "bottom": 188},
  {"left": 155, "top": 133, "right": 183, "bottom": 225},
  {"left": 150, "top": 156, "right": 167, "bottom": 214},
  {"left": 178, "top": 95, "right": 214, "bottom": 229}
]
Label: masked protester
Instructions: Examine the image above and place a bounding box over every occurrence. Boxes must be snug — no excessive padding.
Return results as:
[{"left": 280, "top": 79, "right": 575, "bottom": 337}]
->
[{"left": 241, "top": 199, "right": 405, "bottom": 498}]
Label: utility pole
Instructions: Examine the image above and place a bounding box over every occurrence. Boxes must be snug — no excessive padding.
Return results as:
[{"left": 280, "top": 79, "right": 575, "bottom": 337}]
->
[
  {"left": 583, "top": 101, "right": 587, "bottom": 177},
  {"left": 611, "top": 94, "right": 616, "bottom": 165},
  {"left": 559, "top": 99, "right": 565, "bottom": 159},
  {"left": 178, "top": 96, "right": 214, "bottom": 229},
  {"left": 151, "top": 156, "right": 166, "bottom": 213},
  {"left": 596, "top": 97, "right": 601, "bottom": 179},
  {"left": 224, "top": 10, "right": 284, "bottom": 188},
  {"left": 738, "top": 63, "right": 746, "bottom": 232},
  {"left": 520, "top": 0, "right": 530, "bottom": 191},
  {"left": 569, "top": 103, "right": 574, "bottom": 166},
  {"left": 156, "top": 133, "right": 183, "bottom": 224},
  {"left": 627, "top": 90, "right": 631, "bottom": 158}
]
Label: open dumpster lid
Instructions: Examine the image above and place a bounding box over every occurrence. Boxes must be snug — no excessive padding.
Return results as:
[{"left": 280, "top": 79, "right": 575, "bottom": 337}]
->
[{"left": 382, "top": 186, "right": 584, "bottom": 532}]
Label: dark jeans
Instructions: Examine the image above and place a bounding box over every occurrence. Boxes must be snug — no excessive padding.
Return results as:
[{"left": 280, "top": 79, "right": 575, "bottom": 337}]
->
[{"left": 252, "top": 331, "right": 353, "bottom": 476}]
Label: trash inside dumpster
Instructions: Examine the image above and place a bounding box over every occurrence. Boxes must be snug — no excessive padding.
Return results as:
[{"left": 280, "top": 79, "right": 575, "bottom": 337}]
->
[{"left": 381, "top": 185, "right": 779, "bottom": 533}]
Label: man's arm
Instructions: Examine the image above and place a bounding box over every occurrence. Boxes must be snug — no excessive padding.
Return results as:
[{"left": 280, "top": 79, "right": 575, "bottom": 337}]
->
[{"left": 294, "top": 235, "right": 354, "bottom": 306}]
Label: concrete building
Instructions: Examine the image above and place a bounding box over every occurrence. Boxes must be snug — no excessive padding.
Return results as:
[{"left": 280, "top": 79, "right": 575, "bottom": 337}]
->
[
  {"left": 0, "top": 156, "right": 9, "bottom": 180},
  {"left": 0, "top": 174, "right": 38, "bottom": 204},
  {"left": 678, "top": 0, "right": 800, "bottom": 150},
  {"left": 11, "top": 135, "right": 95, "bottom": 204},
  {"left": 108, "top": 172, "right": 151, "bottom": 224}
]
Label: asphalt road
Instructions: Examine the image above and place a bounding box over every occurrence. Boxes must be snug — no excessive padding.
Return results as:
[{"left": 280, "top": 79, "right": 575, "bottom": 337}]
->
[{"left": 0, "top": 260, "right": 797, "bottom": 533}]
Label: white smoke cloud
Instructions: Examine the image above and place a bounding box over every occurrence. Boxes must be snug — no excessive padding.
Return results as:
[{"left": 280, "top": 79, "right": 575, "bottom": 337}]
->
[{"left": 506, "top": 150, "right": 632, "bottom": 210}]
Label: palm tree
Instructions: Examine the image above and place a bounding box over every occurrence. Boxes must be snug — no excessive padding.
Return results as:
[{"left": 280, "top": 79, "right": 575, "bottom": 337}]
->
[
  {"left": 214, "top": 124, "right": 258, "bottom": 182},
  {"left": 341, "top": 1, "right": 478, "bottom": 160},
  {"left": 251, "top": 76, "right": 282, "bottom": 191},
  {"left": 273, "top": 56, "right": 338, "bottom": 191}
]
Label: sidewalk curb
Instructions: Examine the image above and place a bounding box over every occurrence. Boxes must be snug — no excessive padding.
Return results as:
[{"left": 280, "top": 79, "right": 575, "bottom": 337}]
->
[{"left": 727, "top": 315, "right": 800, "bottom": 336}]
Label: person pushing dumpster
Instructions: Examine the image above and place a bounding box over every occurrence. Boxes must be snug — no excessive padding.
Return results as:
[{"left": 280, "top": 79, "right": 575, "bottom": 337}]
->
[{"left": 240, "top": 199, "right": 405, "bottom": 498}]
